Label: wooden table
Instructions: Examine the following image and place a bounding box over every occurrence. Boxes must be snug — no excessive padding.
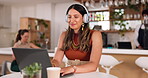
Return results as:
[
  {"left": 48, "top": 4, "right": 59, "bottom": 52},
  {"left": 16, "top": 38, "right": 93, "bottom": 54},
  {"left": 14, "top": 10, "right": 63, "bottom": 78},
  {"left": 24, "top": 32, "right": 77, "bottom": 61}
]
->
[{"left": 0, "top": 72, "right": 118, "bottom": 78}]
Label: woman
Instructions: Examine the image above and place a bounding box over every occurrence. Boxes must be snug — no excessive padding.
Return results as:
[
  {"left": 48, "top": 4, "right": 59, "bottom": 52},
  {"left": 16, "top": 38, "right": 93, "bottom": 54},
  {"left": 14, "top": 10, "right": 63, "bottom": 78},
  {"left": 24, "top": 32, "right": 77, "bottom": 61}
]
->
[
  {"left": 13, "top": 29, "right": 40, "bottom": 49},
  {"left": 11, "top": 29, "right": 40, "bottom": 72},
  {"left": 52, "top": 4, "right": 102, "bottom": 76}
]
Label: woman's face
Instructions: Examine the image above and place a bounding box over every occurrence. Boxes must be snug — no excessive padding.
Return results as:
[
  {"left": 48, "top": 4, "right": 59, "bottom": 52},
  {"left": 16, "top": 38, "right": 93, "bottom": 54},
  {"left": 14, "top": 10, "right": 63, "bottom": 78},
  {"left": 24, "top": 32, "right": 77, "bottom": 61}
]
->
[
  {"left": 143, "top": 14, "right": 148, "bottom": 20},
  {"left": 67, "top": 8, "right": 83, "bottom": 33},
  {"left": 21, "top": 32, "right": 29, "bottom": 42}
]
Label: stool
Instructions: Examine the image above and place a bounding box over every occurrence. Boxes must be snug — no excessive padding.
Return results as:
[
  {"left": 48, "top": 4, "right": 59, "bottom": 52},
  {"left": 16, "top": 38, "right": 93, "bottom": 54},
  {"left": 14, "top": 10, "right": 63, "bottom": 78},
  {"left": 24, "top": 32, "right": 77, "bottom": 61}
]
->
[
  {"left": 135, "top": 57, "right": 148, "bottom": 73},
  {"left": 99, "top": 55, "right": 123, "bottom": 74}
]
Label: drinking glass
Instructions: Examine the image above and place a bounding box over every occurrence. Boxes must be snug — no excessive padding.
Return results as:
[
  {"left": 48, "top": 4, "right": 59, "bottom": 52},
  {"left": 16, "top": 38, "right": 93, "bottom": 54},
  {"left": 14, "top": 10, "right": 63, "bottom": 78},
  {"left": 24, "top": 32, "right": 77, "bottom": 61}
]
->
[{"left": 45, "top": 38, "right": 49, "bottom": 49}]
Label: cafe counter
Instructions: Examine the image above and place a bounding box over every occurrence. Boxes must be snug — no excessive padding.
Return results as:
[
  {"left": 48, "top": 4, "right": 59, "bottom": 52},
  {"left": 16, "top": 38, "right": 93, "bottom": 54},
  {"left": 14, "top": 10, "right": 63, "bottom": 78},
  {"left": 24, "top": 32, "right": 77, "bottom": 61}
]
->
[{"left": 0, "top": 48, "right": 148, "bottom": 78}]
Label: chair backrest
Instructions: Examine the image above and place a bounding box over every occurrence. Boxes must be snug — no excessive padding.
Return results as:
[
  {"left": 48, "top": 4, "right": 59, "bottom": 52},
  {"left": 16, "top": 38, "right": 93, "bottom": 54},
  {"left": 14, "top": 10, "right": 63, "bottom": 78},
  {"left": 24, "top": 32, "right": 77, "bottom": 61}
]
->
[
  {"left": 135, "top": 57, "right": 148, "bottom": 69},
  {"left": 6, "top": 62, "right": 13, "bottom": 73},
  {"left": 99, "top": 55, "right": 122, "bottom": 67},
  {"left": 1, "top": 61, "right": 15, "bottom": 76}
]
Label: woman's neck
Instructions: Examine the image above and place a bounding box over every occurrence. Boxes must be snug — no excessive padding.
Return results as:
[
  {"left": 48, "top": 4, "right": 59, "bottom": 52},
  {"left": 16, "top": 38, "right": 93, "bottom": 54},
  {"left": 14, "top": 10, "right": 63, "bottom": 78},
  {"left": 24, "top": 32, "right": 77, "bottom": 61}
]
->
[{"left": 74, "top": 29, "right": 79, "bottom": 34}]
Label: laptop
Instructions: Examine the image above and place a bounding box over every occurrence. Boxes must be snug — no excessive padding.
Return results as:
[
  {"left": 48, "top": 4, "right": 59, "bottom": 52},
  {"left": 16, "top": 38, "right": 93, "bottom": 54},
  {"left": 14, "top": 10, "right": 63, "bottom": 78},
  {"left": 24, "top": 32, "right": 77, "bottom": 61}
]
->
[
  {"left": 118, "top": 42, "right": 132, "bottom": 49},
  {"left": 12, "top": 48, "right": 52, "bottom": 78},
  {"left": 12, "top": 48, "right": 74, "bottom": 78}
]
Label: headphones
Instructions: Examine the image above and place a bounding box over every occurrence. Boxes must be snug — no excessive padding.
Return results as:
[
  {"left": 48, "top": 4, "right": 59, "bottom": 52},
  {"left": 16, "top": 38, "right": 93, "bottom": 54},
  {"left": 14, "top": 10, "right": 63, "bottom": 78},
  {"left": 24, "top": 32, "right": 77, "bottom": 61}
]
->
[{"left": 65, "top": 4, "right": 89, "bottom": 23}]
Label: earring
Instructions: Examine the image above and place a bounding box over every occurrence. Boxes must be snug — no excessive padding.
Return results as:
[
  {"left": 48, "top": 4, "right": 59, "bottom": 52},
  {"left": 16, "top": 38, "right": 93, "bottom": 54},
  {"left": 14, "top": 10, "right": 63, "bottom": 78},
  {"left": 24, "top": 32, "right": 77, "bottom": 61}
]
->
[{"left": 82, "top": 23, "right": 84, "bottom": 31}]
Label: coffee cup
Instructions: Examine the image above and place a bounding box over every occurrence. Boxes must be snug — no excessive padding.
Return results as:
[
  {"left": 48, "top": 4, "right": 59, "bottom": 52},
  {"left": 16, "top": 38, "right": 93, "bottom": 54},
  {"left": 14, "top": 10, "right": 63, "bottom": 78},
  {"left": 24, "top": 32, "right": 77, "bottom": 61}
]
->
[{"left": 46, "top": 67, "right": 61, "bottom": 78}]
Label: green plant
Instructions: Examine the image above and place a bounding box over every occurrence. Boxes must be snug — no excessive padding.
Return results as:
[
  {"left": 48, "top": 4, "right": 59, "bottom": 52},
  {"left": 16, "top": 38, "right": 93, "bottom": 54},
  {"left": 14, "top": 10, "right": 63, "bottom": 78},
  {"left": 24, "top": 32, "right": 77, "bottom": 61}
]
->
[
  {"left": 40, "top": 32, "right": 45, "bottom": 39},
  {"left": 37, "top": 19, "right": 48, "bottom": 28},
  {"left": 111, "top": 9, "right": 124, "bottom": 20},
  {"left": 22, "top": 62, "right": 42, "bottom": 78},
  {"left": 111, "top": 9, "right": 129, "bottom": 36},
  {"left": 114, "top": 20, "right": 129, "bottom": 36}
]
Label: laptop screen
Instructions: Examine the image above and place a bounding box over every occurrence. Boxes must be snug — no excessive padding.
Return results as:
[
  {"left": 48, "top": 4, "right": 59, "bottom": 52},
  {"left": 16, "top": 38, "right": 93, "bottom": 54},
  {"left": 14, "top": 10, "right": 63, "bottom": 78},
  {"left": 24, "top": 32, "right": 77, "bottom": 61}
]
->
[
  {"left": 12, "top": 48, "right": 52, "bottom": 78},
  {"left": 118, "top": 42, "right": 132, "bottom": 49}
]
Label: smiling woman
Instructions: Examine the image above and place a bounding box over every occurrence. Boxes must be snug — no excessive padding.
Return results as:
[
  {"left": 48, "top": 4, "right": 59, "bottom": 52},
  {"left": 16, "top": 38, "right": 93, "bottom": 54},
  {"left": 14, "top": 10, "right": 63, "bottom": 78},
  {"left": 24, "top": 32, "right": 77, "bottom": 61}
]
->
[{"left": 52, "top": 4, "right": 102, "bottom": 76}]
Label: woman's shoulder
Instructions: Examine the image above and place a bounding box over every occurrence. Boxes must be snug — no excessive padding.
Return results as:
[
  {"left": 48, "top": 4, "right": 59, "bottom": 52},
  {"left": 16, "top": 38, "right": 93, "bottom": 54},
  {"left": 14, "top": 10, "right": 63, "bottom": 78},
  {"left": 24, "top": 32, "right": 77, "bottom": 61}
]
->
[
  {"left": 61, "top": 31, "right": 66, "bottom": 35},
  {"left": 13, "top": 41, "right": 21, "bottom": 48},
  {"left": 14, "top": 41, "right": 21, "bottom": 46},
  {"left": 13, "top": 43, "right": 18, "bottom": 48},
  {"left": 60, "top": 31, "right": 67, "bottom": 37},
  {"left": 90, "top": 30, "right": 101, "bottom": 36}
]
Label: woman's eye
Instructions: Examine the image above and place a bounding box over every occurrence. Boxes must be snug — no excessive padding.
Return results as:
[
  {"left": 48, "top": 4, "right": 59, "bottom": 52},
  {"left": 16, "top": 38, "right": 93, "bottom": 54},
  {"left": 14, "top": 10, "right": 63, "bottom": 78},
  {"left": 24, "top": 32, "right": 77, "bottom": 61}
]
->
[
  {"left": 68, "top": 16, "right": 71, "bottom": 18},
  {"left": 74, "top": 15, "right": 79, "bottom": 18},
  {"left": 75, "top": 16, "right": 79, "bottom": 18}
]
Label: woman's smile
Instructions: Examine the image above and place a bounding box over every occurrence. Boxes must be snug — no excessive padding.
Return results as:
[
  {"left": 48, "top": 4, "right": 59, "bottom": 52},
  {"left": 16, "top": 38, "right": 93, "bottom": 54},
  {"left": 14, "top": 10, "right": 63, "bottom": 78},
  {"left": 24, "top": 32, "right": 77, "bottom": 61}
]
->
[{"left": 70, "top": 24, "right": 76, "bottom": 26}]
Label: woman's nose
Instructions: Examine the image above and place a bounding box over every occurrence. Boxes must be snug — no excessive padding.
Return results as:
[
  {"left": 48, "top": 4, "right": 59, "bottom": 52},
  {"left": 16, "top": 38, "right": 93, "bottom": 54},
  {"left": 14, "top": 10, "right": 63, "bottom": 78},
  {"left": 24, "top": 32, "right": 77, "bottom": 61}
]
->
[{"left": 69, "top": 17, "right": 75, "bottom": 22}]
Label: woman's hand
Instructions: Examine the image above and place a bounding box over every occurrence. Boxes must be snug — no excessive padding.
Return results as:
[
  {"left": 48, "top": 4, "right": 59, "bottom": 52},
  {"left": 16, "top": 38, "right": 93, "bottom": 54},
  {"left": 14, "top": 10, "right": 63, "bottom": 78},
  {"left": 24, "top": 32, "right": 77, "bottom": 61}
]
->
[
  {"left": 138, "top": 45, "right": 143, "bottom": 49},
  {"left": 60, "top": 66, "right": 74, "bottom": 76},
  {"left": 51, "top": 59, "right": 60, "bottom": 67}
]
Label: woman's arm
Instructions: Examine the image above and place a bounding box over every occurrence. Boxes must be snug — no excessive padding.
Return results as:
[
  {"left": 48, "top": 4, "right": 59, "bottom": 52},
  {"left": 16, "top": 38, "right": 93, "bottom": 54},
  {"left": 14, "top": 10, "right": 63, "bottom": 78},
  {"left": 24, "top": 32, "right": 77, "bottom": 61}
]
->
[
  {"left": 51, "top": 32, "right": 66, "bottom": 67},
  {"left": 30, "top": 43, "right": 40, "bottom": 48},
  {"left": 61, "top": 31, "right": 102, "bottom": 76}
]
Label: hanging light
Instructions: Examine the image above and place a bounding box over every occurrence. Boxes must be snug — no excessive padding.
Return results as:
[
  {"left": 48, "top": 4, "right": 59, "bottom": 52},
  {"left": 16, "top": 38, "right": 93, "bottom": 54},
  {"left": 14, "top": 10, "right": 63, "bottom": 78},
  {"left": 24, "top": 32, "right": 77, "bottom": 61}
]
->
[
  {"left": 141, "top": 0, "right": 146, "bottom": 4},
  {"left": 109, "top": 0, "right": 113, "bottom": 6},
  {"left": 85, "top": 0, "right": 90, "bottom": 7},
  {"left": 114, "top": 0, "right": 119, "bottom": 7},
  {"left": 90, "top": 0, "right": 95, "bottom": 8},
  {"left": 125, "top": 0, "right": 128, "bottom": 6},
  {"left": 82, "top": 0, "right": 147, "bottom": 8},
  {"left": 99, "top": 0, "right": 105, "bottom": 8},
  {"left": 135, "top": 0, "right": 140, "bottom": 4}
]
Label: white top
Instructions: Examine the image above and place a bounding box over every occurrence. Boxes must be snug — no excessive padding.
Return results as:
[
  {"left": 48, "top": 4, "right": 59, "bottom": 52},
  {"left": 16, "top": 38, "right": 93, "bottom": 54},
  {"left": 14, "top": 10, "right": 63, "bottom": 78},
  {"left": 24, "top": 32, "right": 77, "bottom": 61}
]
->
[
  {"left": 134, "top": 24, "right": 145, "bottom": 47},
  {"left": 0, "top": 72, "right": 118, "bottom": 78}
]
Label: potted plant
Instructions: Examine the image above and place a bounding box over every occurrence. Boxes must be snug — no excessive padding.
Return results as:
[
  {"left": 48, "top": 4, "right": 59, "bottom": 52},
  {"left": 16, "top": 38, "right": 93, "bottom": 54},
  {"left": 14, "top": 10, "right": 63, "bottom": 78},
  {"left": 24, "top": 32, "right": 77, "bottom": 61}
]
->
[
  {"left": 111, "top": 9, "right": 130, "bottom": 36},
  {"left": 22, "top": 62, "right": 42, "bottom": 78},
  {"left": 37, "top": 19, "right": 48, "bottom": 28},
  {"left": 114, "top": 20, "right": 129, "bottom": 36}
]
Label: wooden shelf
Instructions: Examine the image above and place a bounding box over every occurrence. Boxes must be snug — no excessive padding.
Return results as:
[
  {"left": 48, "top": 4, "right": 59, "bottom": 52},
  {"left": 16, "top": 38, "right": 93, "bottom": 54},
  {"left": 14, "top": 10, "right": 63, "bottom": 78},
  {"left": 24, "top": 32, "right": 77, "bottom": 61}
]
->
[
  {"left": 110, "top": 18, "right": 141, "bottom": 21},
  {"left": 100, "top": 30, "right": 135, "bottom": 33},
  {"left": 20, "top": 17, "right": 51, "bottom": 49},
  {"left": 89, "top": 10, "right": 109, "bottom": 12},
  {"left": 90, "top": 20, "right": 109, "bottom": 22}
]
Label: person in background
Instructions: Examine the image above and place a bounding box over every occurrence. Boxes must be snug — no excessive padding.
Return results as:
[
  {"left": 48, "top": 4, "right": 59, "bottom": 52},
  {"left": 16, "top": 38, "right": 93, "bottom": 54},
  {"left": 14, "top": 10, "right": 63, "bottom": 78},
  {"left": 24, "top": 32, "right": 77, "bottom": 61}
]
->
[
  {"left": 13, "top": 29, "right": 40, "bottom": 49},
  {"left": 134, "top": 9, "right": 148, "bottom": 49},
  {"left": 11, "top": 29, "right": 40, "bottom": 72},
  {"left": 52, "top": 4, "right": 102, "bottom": 76}
]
